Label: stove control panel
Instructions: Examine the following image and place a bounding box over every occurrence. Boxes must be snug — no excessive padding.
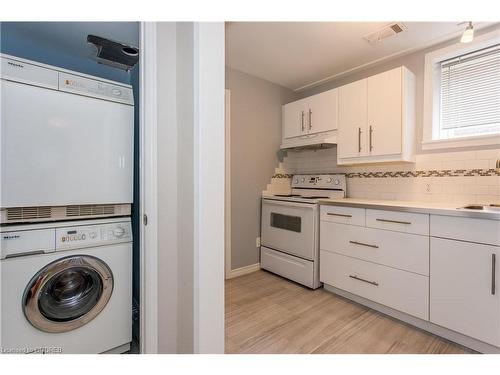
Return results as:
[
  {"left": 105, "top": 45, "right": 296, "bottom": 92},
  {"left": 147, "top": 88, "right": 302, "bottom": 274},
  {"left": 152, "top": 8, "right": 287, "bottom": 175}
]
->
[
  {"left": 56, "top": 221, "right": 132, "bottom": 250},
  {"left": 292, "top": 174, "right": 346, "bottom": 190}
]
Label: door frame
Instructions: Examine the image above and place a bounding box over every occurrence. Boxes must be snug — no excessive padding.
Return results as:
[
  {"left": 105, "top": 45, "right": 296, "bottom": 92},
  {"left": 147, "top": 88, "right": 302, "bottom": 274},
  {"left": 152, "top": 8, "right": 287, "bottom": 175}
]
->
[
  {"left": 224, "top": 89, "right": 231, "bottom": 278},
  {"left": 139, "top": 21, "right": 159, "bottom": 354},
  {"left": 139, "top": 22, "right": 225, "bottom": 354}
]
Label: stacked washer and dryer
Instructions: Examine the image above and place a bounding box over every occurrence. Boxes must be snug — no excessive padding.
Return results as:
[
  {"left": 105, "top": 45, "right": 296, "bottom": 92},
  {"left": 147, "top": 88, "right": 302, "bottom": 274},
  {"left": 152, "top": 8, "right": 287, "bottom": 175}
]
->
[{"left": 0, "top": 54, "right": 134, "bottom": 354}]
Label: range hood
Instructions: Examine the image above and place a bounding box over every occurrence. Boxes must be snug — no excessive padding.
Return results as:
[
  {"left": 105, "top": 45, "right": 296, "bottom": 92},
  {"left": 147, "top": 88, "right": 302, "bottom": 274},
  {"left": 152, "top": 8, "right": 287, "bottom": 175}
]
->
[{"left": 280, "top": 130, "right": 338, "bottom": 150}]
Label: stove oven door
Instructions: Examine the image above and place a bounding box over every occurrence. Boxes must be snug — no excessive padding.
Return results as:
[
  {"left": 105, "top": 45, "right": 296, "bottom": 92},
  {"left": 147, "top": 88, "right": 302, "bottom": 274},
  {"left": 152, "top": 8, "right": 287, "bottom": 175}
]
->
[{"left": 261, "top": 199, "right": 317, "bottom": 261}]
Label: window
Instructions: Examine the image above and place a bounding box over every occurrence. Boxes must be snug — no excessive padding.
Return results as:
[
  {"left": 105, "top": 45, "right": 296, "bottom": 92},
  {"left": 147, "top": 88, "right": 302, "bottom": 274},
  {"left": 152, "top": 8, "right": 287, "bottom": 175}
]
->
[
  {"left": 440, "top": 44, "right": 500, "bottom": 139},
  {"left": 423, "top": 30, "right": 500, "bottom": 150}
]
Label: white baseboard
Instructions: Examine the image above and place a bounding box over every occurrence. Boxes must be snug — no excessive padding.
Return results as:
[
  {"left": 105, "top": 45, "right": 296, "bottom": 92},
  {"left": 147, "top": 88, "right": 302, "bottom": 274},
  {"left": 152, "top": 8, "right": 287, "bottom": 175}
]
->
[{"left": 226, "top": 263, "right": 260, "bottom": 279}]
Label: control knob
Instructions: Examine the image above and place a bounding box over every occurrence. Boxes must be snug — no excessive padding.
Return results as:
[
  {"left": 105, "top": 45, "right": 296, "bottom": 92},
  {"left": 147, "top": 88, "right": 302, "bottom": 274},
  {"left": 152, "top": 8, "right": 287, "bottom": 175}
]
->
[
  {"left": 326, "top": 177, "right": 333, "bottom": 183},
  {"left": 113, "top": 226, "right": 126, "bottom": 238}
]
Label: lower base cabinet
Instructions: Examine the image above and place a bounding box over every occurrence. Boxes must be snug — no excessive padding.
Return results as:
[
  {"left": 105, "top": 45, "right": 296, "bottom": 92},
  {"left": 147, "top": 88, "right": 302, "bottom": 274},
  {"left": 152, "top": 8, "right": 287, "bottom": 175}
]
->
[
  {"left": 430, "top": 237, "right": 500, "bottom": 347},
  {"left": 320, "top": 250, "right": 429, "bottom": 320}
]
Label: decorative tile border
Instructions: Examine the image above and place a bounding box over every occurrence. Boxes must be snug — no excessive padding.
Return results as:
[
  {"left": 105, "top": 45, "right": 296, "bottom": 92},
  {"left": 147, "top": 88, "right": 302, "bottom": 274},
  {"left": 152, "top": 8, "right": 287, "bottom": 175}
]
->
[
  {"left": 272, "top": 169, "right": 500, "bottom": 179},
  {"left": 346, "top": 169, "right": 500, "bottom": 178}
]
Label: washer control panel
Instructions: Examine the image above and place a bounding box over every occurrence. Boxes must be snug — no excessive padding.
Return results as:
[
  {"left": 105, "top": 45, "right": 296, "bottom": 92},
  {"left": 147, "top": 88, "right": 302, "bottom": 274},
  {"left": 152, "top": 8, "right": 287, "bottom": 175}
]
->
[{"left": 56, "top": 221, "right": 131, "bottom": 250}]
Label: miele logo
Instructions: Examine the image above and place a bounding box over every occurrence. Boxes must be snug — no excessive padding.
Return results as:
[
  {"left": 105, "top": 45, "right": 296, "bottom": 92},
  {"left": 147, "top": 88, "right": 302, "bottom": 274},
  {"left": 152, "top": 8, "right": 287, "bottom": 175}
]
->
[
  {"left": 7, "top": 61, "right": 24, "bottom": 68},
  {"left": 3, "top": 235, "right": 20, "bottom": 240},
  {"left": 64, "top": 79, "right": 83, "bottom": 88}
]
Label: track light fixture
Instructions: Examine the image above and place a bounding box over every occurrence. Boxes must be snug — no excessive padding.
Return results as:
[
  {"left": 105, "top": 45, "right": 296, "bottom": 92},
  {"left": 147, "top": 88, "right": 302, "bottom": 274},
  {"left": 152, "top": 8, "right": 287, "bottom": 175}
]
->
[{"left": 460, "top": 21, "right": 474, "bottom": 43}]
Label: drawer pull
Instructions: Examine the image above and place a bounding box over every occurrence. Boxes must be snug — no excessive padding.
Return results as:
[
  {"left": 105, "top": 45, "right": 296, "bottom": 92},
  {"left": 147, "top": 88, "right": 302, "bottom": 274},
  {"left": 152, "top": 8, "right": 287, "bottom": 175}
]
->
[
  {"left": 492, "top": 253, "right": 496, "bottom": 296},
  {"left": 349, "top": 274, "right": 379, "bottom": 286},
  {"left": 327, "top": 213, "right": 352, "bottom": 218},
  {"left": 376, "top": 218, "right": 412, "bottom": 225},
  {"left": 349, "top": 240, "right": 379, "bottom": 249}
]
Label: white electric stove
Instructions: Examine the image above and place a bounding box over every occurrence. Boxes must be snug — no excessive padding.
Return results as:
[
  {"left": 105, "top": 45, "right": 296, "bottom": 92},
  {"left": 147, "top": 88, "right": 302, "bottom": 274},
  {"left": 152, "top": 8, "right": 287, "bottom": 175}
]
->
[{"left": 260, "top": 174, "right": 346, "bottom": 289}]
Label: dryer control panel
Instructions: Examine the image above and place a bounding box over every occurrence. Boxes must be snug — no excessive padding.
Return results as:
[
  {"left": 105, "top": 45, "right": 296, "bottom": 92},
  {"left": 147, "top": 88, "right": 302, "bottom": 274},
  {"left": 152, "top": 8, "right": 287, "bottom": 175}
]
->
[{"left": 56, "top": 221, "right": 132, "bottom": 251}]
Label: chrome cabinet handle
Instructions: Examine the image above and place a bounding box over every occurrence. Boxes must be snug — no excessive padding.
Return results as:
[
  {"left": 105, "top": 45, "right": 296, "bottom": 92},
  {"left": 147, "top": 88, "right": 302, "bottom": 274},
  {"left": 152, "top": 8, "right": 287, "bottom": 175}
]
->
[
  {"left": 358, "top": 127, "right": 362, "bottom": 152},
  {"left": 349, "top": 275, "right": 379, "bottom": 286},
  {"left": 301, "top": 111, "right": 305, "bottom": 132},
  {"left": 369, "top": 125, "right": 373, "bottom": 151},
  {"left": 308, "top": 109, "right": 312, "bottom": 130},
  {"left": 349, "top": 240, "right": 379, "bottom": 249},
  {"left": 376, "top": 218, "right": 412, "bottom": 225},
  {"left": 327, "top": 213, "right": 352, "bottom": 218},
  {"left": 492, "top": 254, "right": 496, "bottom": 295}
]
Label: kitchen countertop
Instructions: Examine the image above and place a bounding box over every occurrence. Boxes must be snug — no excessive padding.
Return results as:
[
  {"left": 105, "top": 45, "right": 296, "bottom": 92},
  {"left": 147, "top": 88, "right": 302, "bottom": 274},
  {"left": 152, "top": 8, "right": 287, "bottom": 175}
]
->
[{"left": 319, "top": 198, "right": 500, "bottom": 220}]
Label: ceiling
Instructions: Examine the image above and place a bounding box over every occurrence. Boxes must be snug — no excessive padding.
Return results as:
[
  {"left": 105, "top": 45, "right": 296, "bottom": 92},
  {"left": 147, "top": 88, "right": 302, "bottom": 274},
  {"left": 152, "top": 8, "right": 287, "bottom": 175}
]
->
[
  {"left": 225, "top": 22, "right": 498, "bottom": 91},
  {"left": 1, "top": 22, "right": 139, "bottom": 83}
]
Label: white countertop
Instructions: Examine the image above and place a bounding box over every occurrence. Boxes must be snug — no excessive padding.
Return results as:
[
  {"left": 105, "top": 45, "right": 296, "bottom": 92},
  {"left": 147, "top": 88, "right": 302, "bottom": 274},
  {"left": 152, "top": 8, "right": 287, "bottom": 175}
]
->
[{"left": 319, "top": 198, "right": 500, "bottom": 220}]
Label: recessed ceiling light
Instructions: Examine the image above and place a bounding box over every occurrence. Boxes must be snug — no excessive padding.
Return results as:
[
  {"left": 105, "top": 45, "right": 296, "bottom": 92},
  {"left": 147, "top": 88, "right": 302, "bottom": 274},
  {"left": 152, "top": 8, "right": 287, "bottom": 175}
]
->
[{"left": 461, "top": 22, "right": 474, "bottom": 43}]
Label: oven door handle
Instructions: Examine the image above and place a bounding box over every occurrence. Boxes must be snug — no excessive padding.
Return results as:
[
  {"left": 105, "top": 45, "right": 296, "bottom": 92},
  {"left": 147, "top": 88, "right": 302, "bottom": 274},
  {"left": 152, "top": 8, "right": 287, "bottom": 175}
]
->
[{"left": 262, "top": 198, "right": 317, "bottom": 209}]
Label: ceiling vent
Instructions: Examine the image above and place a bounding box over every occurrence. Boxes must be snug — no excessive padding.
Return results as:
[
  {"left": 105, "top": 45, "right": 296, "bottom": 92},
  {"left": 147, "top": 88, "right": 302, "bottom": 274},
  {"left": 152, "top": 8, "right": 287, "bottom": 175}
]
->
[{"left": 363, "top": 23, "right": 407, "bottom": 44}]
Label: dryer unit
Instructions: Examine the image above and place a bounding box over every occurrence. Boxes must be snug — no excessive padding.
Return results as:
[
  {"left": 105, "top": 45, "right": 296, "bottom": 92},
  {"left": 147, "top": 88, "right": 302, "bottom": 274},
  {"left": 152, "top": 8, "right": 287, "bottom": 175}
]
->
[{"left": 0, "top": 54, "right": 134, "bottom": 224}]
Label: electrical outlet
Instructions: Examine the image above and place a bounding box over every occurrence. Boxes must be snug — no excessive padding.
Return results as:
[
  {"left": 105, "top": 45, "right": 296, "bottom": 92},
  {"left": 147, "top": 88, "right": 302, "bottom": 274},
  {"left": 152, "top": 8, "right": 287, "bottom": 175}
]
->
[
  {"left": 256, "top": 237, "right": 261, "bottom": 248},
  {"left": 425, "top": 183, "right": 432, "bottom": 193}
]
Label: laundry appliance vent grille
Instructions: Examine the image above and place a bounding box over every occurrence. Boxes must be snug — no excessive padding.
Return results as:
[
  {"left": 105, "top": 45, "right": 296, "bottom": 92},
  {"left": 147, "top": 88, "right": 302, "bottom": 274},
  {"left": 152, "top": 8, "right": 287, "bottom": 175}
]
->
[
  {"left": 66, "top": 205, "right": 116, "bottom": 217},
  {"left": 6, "top": 206, "right": 52, "bottom": 221}
]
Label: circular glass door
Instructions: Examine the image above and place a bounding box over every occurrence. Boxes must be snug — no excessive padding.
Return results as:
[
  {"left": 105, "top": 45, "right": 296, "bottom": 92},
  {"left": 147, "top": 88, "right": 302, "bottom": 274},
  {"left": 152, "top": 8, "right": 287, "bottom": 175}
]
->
[{"left": 23, "top": 255, "right": 113, "bottom": 333}]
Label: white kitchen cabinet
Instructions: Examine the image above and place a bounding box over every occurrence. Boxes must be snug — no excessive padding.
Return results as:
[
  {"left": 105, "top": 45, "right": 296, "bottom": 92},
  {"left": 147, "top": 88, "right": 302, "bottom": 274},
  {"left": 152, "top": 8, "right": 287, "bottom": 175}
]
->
[
  {"left": 306, "top": 88, "right": 338, "bottom": 135},
  {"left": 321, "top": 221, "right": 429, "bottom": 276},
  {"left": 337, "top": 79, "right": 367, "bottom": 159},
  {"left": 366, "top": 68, "right": 403, "bottom": 157},
  {"left": 430, "top": 237, "right": 500, "bottom": 347},
  {"left": 321, "top": 250, "right": 429, "bottom": 320},
  {"left": 281, "top": 88, "right": 338, "bottom": 148},
  {"left": 337, "top": 66, "right": 415, "bottom": 165},
  {"left": 282, "top": 98, "right": 307, "bottom": 139}
]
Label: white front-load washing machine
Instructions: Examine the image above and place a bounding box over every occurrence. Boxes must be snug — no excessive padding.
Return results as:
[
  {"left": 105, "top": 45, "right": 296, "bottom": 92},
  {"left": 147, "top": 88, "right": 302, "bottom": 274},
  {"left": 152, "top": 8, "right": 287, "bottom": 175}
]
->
[{"left": 0, "top": 217, "right": 132, "bottom": 354}]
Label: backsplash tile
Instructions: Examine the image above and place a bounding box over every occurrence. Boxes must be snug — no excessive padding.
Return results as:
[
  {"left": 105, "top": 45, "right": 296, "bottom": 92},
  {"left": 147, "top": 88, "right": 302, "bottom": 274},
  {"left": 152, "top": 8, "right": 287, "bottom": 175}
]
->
[{"left": 264, "top": 147, "right": 500, "bottom": 205}]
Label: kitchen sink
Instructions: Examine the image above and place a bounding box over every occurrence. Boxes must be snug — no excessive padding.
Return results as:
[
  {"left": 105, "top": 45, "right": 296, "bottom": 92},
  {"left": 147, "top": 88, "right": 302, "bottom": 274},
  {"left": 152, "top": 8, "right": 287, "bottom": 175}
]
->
[{"left": 459, "top": 204, "right": 500, "bottom": 212}]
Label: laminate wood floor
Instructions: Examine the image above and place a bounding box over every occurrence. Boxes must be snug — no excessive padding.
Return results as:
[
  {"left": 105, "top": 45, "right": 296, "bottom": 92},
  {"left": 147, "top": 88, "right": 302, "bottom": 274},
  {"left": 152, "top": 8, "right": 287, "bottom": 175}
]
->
[{"left": 225, "top": 270, "right": 475, "bottom": 354}]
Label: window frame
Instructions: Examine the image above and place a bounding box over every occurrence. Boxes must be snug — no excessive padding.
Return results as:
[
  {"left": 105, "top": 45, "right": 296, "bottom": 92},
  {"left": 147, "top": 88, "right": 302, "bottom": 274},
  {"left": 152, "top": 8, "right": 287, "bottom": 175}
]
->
[{"left": 422, "top": 30, "right": 500, "bottom": 150}]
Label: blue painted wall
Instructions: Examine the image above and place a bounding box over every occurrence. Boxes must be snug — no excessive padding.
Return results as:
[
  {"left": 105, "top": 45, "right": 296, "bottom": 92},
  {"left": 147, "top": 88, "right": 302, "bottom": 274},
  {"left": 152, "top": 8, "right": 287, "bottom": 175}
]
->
[{"left": 0, "top": 22, "right": 138, "bottom": 84}]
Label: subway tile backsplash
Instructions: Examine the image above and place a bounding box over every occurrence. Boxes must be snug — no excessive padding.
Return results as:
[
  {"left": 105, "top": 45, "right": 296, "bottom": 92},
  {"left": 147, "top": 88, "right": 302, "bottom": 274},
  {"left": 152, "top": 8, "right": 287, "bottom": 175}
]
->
[{"left": 264, "top": 147, "right": 500, "bottom": 205}]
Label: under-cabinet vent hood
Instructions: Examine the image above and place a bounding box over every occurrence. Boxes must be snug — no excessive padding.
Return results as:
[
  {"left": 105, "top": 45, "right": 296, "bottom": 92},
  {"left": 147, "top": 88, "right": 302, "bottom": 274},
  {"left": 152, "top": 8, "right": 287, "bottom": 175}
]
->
[{"left": 280, "top": 130, "right": 338, "bottom": 150}]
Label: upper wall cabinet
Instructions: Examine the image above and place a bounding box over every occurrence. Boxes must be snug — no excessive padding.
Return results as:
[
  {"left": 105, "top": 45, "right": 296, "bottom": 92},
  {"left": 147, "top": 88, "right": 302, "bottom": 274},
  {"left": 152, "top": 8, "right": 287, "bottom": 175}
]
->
[
  {"left": 281, "top": 88, "right": 338, "bottom": 149},
  {"left": 337, "top": 66, "right": 416, "bottom": 165}
]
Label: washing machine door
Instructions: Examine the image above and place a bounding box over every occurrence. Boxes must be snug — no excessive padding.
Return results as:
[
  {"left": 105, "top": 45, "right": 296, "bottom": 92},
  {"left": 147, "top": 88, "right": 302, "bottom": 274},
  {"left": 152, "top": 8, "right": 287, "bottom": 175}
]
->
[{"left": 23, "top": 255, "right": 114, "bottom": 333}]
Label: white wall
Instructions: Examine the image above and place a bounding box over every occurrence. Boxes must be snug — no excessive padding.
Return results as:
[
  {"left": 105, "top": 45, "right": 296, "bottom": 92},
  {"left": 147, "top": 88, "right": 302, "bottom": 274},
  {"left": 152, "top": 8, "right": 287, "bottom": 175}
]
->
[
  {"left": 156, "top": 22, "right": 179, "bottom": 354},
  {"left": 152, "top": 21, "right": 225, "bottom": 354},
  {"left": 193, "top": 22, "right": 225, "bottom": 354}
]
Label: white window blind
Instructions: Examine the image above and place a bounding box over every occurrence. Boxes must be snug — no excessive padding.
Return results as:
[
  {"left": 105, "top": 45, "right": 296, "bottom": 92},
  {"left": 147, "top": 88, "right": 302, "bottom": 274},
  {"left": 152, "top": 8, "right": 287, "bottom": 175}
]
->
[{"left": 440, "top": 44, "right": 500, "bottom": 138}]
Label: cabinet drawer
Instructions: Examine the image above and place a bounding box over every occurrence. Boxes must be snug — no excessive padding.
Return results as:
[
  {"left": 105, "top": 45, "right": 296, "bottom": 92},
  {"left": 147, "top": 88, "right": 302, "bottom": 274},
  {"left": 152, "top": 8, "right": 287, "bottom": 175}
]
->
[
  {"left": 431, "top": 215, "right": 500, "bottom": 246},
  {"left": 321, "top": 205, "right": 365, "bottom": 226},
  {"left": 261, "top": 246, "right": 315, "bottom": 288},
  {"left": 321, "top": 222, "right": 429, "bottom": 275},
  {"left": 366, "top": 209, "right": 429, "bottom": 235},
  {"left": 320, "top": 251, "right": 429, "bottom": 320}
]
